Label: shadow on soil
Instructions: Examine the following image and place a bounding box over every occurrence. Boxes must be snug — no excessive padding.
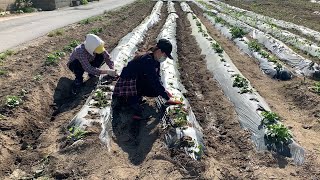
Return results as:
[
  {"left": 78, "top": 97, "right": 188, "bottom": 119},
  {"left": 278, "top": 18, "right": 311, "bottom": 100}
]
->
[
  {"left": 52, "top": 76, "right": 98, "bottom": 117},
  {"left": 112, "top": 99, "right": 162, "bottom": 165}
]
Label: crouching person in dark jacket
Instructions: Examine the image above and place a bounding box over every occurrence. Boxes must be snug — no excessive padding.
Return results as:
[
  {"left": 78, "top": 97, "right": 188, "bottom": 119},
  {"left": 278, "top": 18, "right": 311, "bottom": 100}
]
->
[{"left": 112, "top": 39, "right": 182, "bottom": 120}]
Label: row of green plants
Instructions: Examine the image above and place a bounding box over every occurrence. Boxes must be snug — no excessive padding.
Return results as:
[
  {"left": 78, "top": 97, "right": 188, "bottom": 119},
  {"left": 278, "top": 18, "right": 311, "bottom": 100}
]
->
[
  {"left": 166, "top": 98, "right": 203, "bottom": 158},
  {"left": 260, "top": 111, "right": 293, "bottom": 143},
  {"left": 218, "top": 2, "right": 320, "bottom": 59},
  {"left": 248, "top": 39, "right": 283, "bottom": 70},
  {"left": 194, "top": 17, "right": 209, "bottom": 37}
]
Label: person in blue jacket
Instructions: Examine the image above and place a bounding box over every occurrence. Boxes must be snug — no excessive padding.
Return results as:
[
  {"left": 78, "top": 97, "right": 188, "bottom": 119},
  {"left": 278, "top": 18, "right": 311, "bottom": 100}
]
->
[{"left": 112, "top": 39, "right": 181, "bottom": 120}]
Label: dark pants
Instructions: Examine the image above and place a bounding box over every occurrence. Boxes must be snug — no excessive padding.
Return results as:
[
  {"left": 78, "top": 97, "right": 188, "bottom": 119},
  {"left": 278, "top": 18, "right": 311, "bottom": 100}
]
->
[
  {"left": 68, "top": 54, "right": 104, "bottom": 83},
  {"left": 112, "top": 75, "right": 159, "bottom": 116}
]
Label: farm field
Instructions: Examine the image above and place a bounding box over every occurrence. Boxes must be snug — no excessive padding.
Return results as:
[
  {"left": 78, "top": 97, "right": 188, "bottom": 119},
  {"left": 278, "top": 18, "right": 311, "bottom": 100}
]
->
[{"left": 0, "top": 0, "right": 319, "bottom": 179}]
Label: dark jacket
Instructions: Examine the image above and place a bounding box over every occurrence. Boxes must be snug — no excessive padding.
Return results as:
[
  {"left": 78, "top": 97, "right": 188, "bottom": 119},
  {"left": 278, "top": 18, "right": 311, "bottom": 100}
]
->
[{"left": 113, "top": 53, "right": 169, "bottom": 100}]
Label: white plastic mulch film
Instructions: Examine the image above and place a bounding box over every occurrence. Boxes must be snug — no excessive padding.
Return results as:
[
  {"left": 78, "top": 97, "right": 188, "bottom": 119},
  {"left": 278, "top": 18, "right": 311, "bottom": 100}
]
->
[
  {"left": 157, "top": 1, "right": 204, "bottom": 160},
  {"left": 194, "top": 1, "right": 291, "bottom": 79},
  {"left": 183, "top": 2, "right": 305, "bottom": 165},
  {"left": 211, "top": 0, "right": 320, "bottom": 43},
  {"left": 196, "top": 0, "right": 319, "bottom": 78},
  {"left": 68, "top": 1, "right": 163, "bottom": 149}
]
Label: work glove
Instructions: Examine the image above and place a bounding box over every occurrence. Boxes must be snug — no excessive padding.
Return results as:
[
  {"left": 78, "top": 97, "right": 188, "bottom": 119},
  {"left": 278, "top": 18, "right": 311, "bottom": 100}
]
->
[
  {"left": 165, "top": 98, "right": 183, "bottom": 105},
  {"left": 105, "top": 69, "right": 118, "bottom": 77},
  {"left": 165, "top": 90, "right": 173, "bottom": 98}
]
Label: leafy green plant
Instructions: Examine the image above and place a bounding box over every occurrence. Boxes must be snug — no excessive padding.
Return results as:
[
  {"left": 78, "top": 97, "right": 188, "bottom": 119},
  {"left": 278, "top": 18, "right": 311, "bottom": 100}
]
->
[
  {"left": 47, "top": 29, "right": 64, "bottom": 37},
  {"left": 45, "top": 51, "right": 65, "bottom": 66},
  {"left": 266, "top": 124, "right": 292, "bottom": 143},
  {"left": 311, "top": 82, "right": 320, "bottom": 94},
  {"left": 248, "top": 40, "right": 261, "bottom": 52},
  {"left": 89, "top": 27, "right": 103, "bottom": 35},
  {"left": 33, "top": 74, "right": 42, "bottom": 81},
  {"left": 259, "top": 50, "right": 269, "bottom": 58},
  {"left": 0, "top": 50, "right": 15, "bottom": 61},
  {"left": 0, "top": 114, "right": 5, "bottom": 120},
  {"left": 261, "top": 111, "right": 280, "bottom": 125},
  {"left": 196, "top": 20, "right": 201, "bottom": 27},
  {"left": 63, "top": 40, "right": 80, "bottom": 52},
  {"left": 168, "top": 106, "right": 188, "bottom": 127},
  {"left": 80, "top": 0, "right": 88, "bottom": 5},
  {"left": 215, "top": 17, "right": 223, "bottom": 23},
  {"left": 0, "top": 69, "right": 8, "bottom": 76},
  {"left": 268, "top": 55, "right": 278, "bottom": 63},
  {"left": 211, "top": 42, "right": 223, "bottom": 53},
  {"left": 6, "top": 95, "right": 22, "bottom": 108},
  {"left": 274, "top": 63, "right": 283, "bottom": 72},
  {"left": 230, "top": 27, "right": 246, "bottom": 39},
  {"left": 232, "top": 74, "right": 252, "bottom": 94},
  {"left": 92, "top": 89, "right": 109, "bottom": 107},
  {"left": 68, "top": 126, "right": 87, "bottom": 141}
]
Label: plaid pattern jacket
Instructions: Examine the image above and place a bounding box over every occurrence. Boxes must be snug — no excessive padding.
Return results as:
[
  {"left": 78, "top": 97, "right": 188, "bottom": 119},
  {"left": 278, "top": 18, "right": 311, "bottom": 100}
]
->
[
  {"left": 113, "top": 78, "right": 137, "bottom": 96},
  {"left": 67, "top": 44, "right": 114, "bottom": 76},
  {"left": 113, "top": 53, "right": 169, "bottom": 100}
]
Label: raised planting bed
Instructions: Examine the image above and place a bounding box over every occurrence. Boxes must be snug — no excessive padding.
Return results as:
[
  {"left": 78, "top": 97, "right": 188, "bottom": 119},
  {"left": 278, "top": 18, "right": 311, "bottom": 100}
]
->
[
  {"left": 194, "top": 1, "right": 320, "bottom": 79},
  {"left": 68, "top": 1, "right": 163, "bottom": 148},
  {"left": 182, "top": 2, "right": 305, "bottom": 165},
  {"left": 156, "top": 1, "right": 204, "bottom": 160}
]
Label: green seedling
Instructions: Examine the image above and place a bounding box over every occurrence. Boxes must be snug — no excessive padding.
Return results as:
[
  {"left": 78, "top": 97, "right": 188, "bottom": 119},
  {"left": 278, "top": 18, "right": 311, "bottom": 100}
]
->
[
  {"left": 47, "top": 29, "right": 64, "bottom": 37},
  {"left": 0, "top": 69, "right": 8, "bottom": 76},
  {"left": 0, "top": 50, "right": 14, "bottom": 61},
  {"left": 92, "top": 89, "right": 109, "bottom": 108},
  {"left": 268, "top": 55, "right": 278, "bottom": 63},
  {"left": 311, "top": 82, "right": 320, "bottom": 94},
  {"left": 194, "top": 144, "right": 203, "bottom": 158},
  {"left": 80, "top": 0, "right": 88, "bottom": 5},
  {"left": 274, "top": 63, "right": 283, "bottom": 72},
  {"left": 63, "top": 40, "right": 80, "bottom": 52},
  {"left": 45, "top": 51, "right": 65, "bottom": 66},
  {"left": 266, "top": 124, "right": 292, "bottom": 143},
  {"left": 259, "top": 50, "right": 269, "bottom": 58},
  {"left": 248, "top": 40, "right": 261, "bottom": 52},
  {"left": 90, "top": 27, "right": 103, "bottom": 35},
  {"left": 168, "top": 106, "right": 188, "bottom": 127},
  {"left": 230, "top": 27, "right": 246, "bottom": 39},
  {"left": 6, "top": 95, "right": 22, "bottom": 108},
  {"left": 196, "top": 20, "right": 201, "bottom": 27},
  {"left": 261, "top": 111, "right": 280, "bottom": 125},
  {"left": 192, "top": 15, "right": 196, "bottom": 19},
  {"left": 215, "top": 17, "right": 224, "bottom": 23},
  {"left": 33, "top": 74, "right": 42, "bottom": 81},
  {"left": 19, "top": 89, "right": 27, "bottom": 97},
  {"left": 69, "top": 40, "right": 80, "bottom": 48},
  {"left": 0, "top": 114, "right": 5, "bottom": 120},
  {"left": 68, "top": 126, "right": 87, "bottom": 141},
  {"left": 232, "top": 74, "right": 252, "bottom": 94},
  {"left": 211, "top": 42, "right": 223, "bottom": 53}
]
